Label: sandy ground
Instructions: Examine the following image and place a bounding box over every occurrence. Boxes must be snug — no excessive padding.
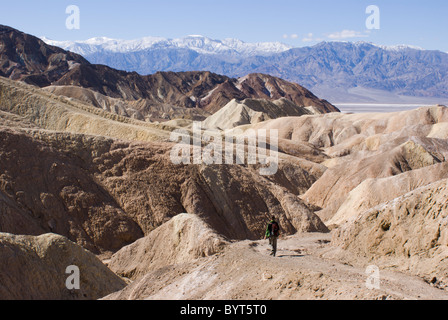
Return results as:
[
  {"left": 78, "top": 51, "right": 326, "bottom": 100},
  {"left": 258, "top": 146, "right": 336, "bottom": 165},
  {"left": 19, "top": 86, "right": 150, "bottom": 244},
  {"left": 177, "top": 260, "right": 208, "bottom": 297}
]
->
[
  {"left": 104, "top": 232, "right": 448, "bottom": 300},
  {"left": 253, "top": 233, "right": 448, "bottom": 300}
]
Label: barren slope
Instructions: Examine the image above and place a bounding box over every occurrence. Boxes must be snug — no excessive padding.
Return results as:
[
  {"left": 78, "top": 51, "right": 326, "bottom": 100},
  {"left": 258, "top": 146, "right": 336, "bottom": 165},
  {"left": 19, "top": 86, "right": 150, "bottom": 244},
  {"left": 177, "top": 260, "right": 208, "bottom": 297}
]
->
[
  {"left": 0, "top": 233, "right": 126, "bottom": 300},
  {"left": 0, "top": 78, "right": 329, "bottom": 256},
  {"left": 303, "top": 138, "right": 447, "bottom": 221},
  {"left": 0, "top": 76, "right": 172, "bottom": 142},
  {"left": 328, "top": 161, "right": 448, "bottom": 226},
  {"left": 235, "top": 106, "right": 448, "bottom": 222},
  {"left": 107, "top": 214, "right": 229, "bottom": 280},
  {"left": 332, "top": 178, "right": 448, "bottom": 290},
  {"left": 104, "top": 232, "right": 448, "bottom": 300},
  {"left": 202, "top": 98, "right": 315, "bottom": 130}
]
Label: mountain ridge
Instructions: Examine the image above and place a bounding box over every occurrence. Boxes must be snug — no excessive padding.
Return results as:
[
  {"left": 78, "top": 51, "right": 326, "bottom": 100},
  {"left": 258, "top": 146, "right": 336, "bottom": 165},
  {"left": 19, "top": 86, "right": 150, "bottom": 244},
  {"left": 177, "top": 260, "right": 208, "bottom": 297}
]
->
[
  {"left": 42, "top": 35, "right": 293, "bottom": 57},
  {"left": 43, "top": 34, "right": 448, "bottom": 104}
]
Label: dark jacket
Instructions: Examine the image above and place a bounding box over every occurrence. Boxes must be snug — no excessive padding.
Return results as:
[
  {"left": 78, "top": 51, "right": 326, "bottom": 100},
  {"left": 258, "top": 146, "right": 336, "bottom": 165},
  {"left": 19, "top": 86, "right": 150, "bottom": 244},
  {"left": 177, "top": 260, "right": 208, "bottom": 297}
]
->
[{"left": 265, "top": 220, "right": 280, "bottom": 238}]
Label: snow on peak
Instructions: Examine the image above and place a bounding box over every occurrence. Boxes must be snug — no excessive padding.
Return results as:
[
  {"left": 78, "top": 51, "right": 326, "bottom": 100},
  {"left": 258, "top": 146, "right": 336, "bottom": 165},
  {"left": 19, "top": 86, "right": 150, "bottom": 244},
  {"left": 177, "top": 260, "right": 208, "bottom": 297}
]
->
[
  {"left": 40, "top": 35, "right": 293, "bottom": 57},
  {"left": 378, "top": 44, "right": 424, "bottom": 51},
  {"left": 353, "top": 41, "right": 424, "bottom": 51}
]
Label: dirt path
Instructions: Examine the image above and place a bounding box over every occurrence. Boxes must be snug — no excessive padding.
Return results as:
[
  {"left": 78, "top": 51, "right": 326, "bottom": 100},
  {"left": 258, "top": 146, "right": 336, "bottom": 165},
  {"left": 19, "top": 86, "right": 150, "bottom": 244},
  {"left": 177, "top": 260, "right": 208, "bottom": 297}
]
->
[
  {"left": 250, "top": 233, "right": 448, "bottom": 300},
  {"left": 105, "top": 232, "right": 448, "bottom": 300}
]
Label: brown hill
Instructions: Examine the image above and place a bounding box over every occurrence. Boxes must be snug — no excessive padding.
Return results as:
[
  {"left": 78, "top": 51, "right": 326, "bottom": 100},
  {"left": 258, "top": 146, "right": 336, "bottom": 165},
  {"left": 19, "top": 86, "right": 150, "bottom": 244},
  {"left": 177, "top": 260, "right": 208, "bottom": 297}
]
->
[
  {"left": 237, "top": 73, "right": 337, "bottom": 113},
  {"left": 0, "top": 76, "right": 172, "bottom": 142},
  {"left": 48, "top": 70, "right": 339, "bottom": 121},
  {"left": 42, "top": 85, "right": 213, "bottom": 121},
  {"left": 0, "top": 25, "right": 89, "bottom": 86},
  {"left": 0, "top": 128, "right": 145, "bottom": 254},
  {"left": 0, "top": 126, "right": 329, "bottom": 254},
  {"left": 302, "top": 138, "right": 447, "bottom": 221},
  {"left": 0, "top": 233, "right": 126, "bottom": 300},
  {"left": 246, "top": 105, "right": 448, "bottom": 150}
]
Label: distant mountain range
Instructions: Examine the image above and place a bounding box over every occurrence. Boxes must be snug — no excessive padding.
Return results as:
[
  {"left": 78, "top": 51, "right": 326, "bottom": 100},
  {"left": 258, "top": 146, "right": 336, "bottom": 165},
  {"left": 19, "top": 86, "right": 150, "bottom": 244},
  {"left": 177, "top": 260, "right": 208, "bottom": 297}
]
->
[
  {"left": 0, "top": 25, "right": 337, "bottom": 121},
  {"left": 42, "top": 35, "right": 292, "bottom": 58},
  {"left": 43, "top": 36, "right": 448, "bottom": 104}
]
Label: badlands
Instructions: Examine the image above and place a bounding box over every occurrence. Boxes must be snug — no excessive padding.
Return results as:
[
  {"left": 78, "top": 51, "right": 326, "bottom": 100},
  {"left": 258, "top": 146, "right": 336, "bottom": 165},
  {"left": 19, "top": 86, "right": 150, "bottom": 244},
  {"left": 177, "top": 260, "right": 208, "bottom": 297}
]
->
[
  {"left": 0, "top": 76, "right": 447, "bottom": 300},
  {"left": 0, "top": 24, "right": 447, "bottom": 300}
]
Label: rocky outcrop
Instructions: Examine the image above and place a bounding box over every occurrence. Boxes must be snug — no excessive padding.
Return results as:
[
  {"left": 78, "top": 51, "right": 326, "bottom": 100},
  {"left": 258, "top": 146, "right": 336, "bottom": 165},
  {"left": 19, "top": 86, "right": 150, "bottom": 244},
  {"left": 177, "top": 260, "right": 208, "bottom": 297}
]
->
[
  {"left": 327, "top": 161, "right": 448, "bottom": 226},
  {"left": 302, "top": 138, "right": 446, "bottom": 221},
  {"left": 0, "top": 128, "right": 145, "bottom": 254},
  {"left": 332, "top": 179, "right": 448, "bottom": 289},
  {"left": 0, "top": 126, "right": 329, "bottom": 253},
  {"left": 51, "top": 71, "right": 338, "bottom": 121},
  {"left": 0, "top": 76, "right": 172, "bottom": 142},
  {"left": 247, "top": 105, "right": 448, "bottom": 150},
  {"left": 236, "top": 73, "right": 337, "bottom": 113},
  {"left": 42, "top": 85, "right": 213, "bottom": 121},
  {"left": 0, "top": 233, "right": 126, "bottom": 300}
]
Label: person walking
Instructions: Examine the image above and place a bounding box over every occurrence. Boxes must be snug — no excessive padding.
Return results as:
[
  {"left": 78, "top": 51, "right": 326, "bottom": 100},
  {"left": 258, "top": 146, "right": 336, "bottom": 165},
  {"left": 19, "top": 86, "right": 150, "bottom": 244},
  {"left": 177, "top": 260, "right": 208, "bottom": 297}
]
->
[{"left": 264, "top": 216, "right": 280, "bottom": 257}]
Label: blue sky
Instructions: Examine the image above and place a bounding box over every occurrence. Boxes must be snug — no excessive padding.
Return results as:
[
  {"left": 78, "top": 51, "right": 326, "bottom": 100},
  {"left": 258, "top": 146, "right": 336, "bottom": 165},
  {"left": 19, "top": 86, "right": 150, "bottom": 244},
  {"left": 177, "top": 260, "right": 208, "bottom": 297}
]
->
[{"left": 1, "top": 0, "right": 447, "bottom": 51}]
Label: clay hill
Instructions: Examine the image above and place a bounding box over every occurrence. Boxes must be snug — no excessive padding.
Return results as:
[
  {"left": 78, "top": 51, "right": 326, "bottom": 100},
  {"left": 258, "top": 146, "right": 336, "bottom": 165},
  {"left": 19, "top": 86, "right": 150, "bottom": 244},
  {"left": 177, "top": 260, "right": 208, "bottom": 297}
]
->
[
  {"left": 0, "top": 25, "right": 447, "bottom": 300},
  {"left": 101, "top": 106, "right": 448, "bottom": 300},
  {"left": 201, "top": 98, "right": 321, "bottom": 130},
  {"left": 0, "top": 24, "right": 337, "bottom": 121}
]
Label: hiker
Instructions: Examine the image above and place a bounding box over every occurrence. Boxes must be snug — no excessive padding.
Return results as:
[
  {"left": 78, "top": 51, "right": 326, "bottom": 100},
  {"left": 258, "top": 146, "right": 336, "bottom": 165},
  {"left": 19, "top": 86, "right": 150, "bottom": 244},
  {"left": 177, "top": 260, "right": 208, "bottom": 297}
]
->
[{"left": 264, "top": 216, "right": 280, "bottom": 257}]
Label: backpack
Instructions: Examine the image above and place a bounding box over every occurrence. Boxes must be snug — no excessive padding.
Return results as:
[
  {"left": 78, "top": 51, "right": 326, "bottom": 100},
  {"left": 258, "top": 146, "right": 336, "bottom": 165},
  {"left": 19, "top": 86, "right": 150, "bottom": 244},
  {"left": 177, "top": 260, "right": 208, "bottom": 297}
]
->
[{"left": 271, "top": 222, "right": 279, "bottom": 237}]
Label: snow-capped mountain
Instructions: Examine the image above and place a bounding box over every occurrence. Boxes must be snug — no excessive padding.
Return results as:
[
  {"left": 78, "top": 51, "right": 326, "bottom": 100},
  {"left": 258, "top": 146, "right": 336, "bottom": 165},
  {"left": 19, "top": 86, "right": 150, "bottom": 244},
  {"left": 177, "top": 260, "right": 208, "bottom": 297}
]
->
[
  {"left": 42, "top": 35, "right": 293, "bottom": 57},
  {"left": 41, "top": 35, "right": 448, "bottom": 104},
  {"left": 321, "top": 40, "right": 425, "bottom": 52}
]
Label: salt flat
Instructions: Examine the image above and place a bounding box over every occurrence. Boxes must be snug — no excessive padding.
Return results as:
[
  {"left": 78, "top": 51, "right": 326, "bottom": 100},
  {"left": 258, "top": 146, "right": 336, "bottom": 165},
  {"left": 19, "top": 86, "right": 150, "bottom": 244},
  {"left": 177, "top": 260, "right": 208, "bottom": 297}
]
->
[{"left": 335, "top": 103, "right": 443, "bottom": 114}]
